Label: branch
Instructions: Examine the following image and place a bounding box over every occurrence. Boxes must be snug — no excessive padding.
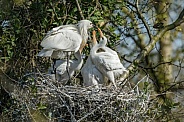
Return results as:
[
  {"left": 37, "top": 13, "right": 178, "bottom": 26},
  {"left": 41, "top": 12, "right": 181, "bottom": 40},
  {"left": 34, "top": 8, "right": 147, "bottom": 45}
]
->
[
  {"left": 135, "top": 0, "right": 152, "bottom": 41},
  {"left": 77, "top": 105, "right": 102, "bottom": 122},
  {"left": 163, "top": 80, "right": 184, "bottom": 93},
  {"left": 88, "top": 0, "right": 98, "bottom": 18},
  {"left": 75, "top": 0, "right": 85, "bottom": 20},
  {"left": 122, "top": 7, "right": 146, "bottom": 49},
  {"left": 120, "top": 8, "right": 184, "bottom": 87},
  {"left": 123, "top": 56, "right": 174, "bottom": 70}
]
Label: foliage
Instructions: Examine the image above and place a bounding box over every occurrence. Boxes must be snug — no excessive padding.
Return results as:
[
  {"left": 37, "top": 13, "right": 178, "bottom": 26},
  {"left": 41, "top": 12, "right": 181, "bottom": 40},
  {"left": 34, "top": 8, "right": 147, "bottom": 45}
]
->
[{"left": 0, "top": 0, "right": 184, "bottom": 121}]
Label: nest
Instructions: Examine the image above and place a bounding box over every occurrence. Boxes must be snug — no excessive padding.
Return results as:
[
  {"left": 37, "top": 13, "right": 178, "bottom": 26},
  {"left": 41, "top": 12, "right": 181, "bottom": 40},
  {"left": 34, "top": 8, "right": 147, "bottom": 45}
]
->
[{"left": 2, "top": 73, "right": 152, "bottom": 122}]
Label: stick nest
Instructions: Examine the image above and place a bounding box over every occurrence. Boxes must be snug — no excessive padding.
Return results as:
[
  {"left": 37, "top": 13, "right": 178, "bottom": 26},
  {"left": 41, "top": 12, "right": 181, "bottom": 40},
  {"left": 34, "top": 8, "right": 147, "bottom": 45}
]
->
[{"left": 3, "top": 73, "right": 152, "bottom": 122}]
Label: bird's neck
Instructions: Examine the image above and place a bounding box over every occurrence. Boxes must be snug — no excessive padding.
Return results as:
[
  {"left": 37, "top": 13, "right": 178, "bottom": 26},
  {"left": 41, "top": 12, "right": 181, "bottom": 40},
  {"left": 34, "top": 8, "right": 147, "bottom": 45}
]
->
[
  {"left": 74, "top": 51, "right": 83, "bottom": 70},
  {"left": 74, "top": 51, "right": 82, "bottom": 62},
  {"left": 90, "top": 42, "right": 98, "bottom": 58},
  {"left": 99, "top": 37, "right": 107, "bottom": 47},
  {"left": 78, "top": 26, "right": 88, "bottom": 42}
]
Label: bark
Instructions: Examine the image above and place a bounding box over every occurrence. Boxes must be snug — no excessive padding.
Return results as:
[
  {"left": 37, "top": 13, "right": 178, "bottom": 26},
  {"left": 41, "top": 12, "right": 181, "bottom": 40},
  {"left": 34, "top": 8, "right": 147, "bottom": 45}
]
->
[
  {"left": 155, "top": 0, "right": 173, "bottom": 91},
  {"left": 158, "top": 31, "right": 173, "bottom": 90}
]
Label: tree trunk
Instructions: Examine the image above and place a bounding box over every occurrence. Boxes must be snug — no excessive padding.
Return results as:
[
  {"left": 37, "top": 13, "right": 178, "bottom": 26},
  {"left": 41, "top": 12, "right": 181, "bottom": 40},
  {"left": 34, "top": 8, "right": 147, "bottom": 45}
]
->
[{"left": 155, "top": 0, "right": 173, "bottom": 91}]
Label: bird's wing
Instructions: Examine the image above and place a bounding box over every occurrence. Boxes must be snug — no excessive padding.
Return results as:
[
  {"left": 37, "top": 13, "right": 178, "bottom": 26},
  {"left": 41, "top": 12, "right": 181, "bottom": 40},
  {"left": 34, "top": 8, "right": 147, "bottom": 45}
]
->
[
  {"left": 104, "top": 47, "right": 118, "bottom": 56},
  {"left": 37, "top": 49, "right": 54, "bottom": 57},
  {"left": 55, "top": 60, "right": 68, "bottom": 75},
  {"left": 55, "top": 59, "right": 77, "bottom": 75},
  {"left": 92, "top": 66, "right": 104, "bottom": 84},
  {"left": 51, "top": 50, "right": 67, "bottom": 59},
  {"left": 82, "top": 66, "right": 102, "bottom": 86},
  {"left": 44, "top": 25, "right": 77, "bottom": 39},
  {"left": 41, "top": 27, "right": 82, "bottom": 52},
  {"left": 81, "top": 57, "right": 99, "bottom": 86},
  {"left": 96, "top": 52, "right": 124, "bottom": 71}
]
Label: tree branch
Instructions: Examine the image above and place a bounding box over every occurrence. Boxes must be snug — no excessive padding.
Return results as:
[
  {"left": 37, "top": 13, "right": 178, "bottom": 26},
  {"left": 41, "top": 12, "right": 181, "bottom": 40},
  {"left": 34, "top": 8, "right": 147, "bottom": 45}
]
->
[
  {"left": 121, "top": 6, "right": 146, "bottom": 50},
  {"left": 88, "top": 0, "right": 98, "bottom": 18},
  {"left": 135, "top": 0, "right": 152, "bottom": 41},
  {"left": 123, "top": 56, "right": 174, "bottom": 69},
  {"left": 120, "top": 8, "right": 184, "bottom": 87},
  {"left": 75, "top": 0, "right": 85, "bottom": 20}
]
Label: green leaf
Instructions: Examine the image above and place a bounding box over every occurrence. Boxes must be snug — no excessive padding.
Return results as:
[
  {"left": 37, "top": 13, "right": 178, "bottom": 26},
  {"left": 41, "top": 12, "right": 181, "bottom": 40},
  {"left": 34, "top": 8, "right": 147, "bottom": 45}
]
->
[
  {"left": 47, "top": 9, "right": 53, "bottom": 12},
  {"left": 38, "top": 105, "right": 47, "bottom": 110}
]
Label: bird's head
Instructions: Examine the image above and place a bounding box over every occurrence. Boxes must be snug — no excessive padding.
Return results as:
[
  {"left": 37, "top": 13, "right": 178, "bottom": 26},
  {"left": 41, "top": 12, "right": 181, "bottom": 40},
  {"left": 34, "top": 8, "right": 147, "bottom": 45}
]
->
[{"left": 77, "top": 20, "right": 94, "bottom": 29}]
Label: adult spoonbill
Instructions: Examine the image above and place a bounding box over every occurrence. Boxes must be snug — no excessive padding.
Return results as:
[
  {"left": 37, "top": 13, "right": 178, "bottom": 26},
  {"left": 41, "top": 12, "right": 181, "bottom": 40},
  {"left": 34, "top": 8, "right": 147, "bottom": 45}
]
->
[
  {"left": 81, "top": 31, "right": 105, "bottom": 88},
  {"left": 90, "top": 28, "right": 127, "bottom": 89},
  {"left": 37, "top": 20, "right": 93, "bottom": 79},
  {"left": 48, "top": 43, "right": 85, "bottom": 84}
]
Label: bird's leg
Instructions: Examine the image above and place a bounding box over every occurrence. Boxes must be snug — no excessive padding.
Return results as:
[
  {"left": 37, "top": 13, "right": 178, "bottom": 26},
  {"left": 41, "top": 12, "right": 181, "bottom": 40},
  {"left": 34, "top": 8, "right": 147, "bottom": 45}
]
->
[
  {"left": 107, "top": 72, "right": 117, "bottom": 89},
  {"left": 65, "top": 52, "right": 71, "bottom": 85},
  {"left": 112, "top": 79, "right": 117, "bottom": 89},
  {"left": 51, "top": 59, "right": 56, "bottom": 74},
  {"left": 52, "top": 59, "right": 57, "bottom": 81}
]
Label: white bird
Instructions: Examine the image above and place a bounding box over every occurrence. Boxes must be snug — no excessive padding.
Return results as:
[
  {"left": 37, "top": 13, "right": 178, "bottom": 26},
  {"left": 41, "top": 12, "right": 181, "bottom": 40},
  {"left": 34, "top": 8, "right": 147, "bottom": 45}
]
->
[
  {"left": 48, "top": 44, "right": 85, "bottom": 84},
  {"left": 90, "top": 28, "right": 127, "bottom": 89},
  {"left": 37, "top": 20, "right": 93, "bottom": 80},
  {"left": 38, "top": 20, "right": 93, "bottom": 58},
  {"left": 81, "top": 31, "right": 105, "bottom": 88}
]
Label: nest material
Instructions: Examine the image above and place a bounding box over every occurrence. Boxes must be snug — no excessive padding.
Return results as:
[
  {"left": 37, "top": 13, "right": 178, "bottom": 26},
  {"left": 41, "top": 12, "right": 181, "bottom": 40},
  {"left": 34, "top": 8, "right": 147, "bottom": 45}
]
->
[{"left": 3, "top": 73, "right": 151, "bottom": 122}]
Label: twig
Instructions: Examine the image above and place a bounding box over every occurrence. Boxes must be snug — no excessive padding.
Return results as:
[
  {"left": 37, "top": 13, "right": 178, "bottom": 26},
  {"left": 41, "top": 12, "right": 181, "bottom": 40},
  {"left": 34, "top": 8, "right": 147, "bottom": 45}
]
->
[
  {"left": 0, "top": 68, "right": 19, "bottom": 83},
  {"left": 173, "top": 59, "right": 183, "bottom": 83},
  {"left": 25, "top": 103, "right": 37, "bottom": 122},
  {"left": 58, "top": 95, "right": 77, "bottom": 122},
  {"left": 77, "top": 105, "right": 102, "bottom": 122},
  {"left": 122, "top": 56, "right": 178, "bottom": 70},
  {"left": 88, "top": 0, "right": 98, "bottom": 18},
  {"left": 75, "top": 0, "right": 85, "bottom": 20},
  {"left": 132, "top": 75, "right": 149, "bottom": 90},
  {"left": 163, "top": 80, "right": 184, "bottom": 93},
  {"left": 135, "top": 0, "right": 152, "bottom": 42}
]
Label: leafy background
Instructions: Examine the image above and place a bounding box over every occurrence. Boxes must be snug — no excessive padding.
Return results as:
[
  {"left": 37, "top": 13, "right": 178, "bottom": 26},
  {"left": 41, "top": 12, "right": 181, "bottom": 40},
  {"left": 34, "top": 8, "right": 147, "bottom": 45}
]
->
[{"left": 0, "top": 0, "right": 184, "bottom": 121}]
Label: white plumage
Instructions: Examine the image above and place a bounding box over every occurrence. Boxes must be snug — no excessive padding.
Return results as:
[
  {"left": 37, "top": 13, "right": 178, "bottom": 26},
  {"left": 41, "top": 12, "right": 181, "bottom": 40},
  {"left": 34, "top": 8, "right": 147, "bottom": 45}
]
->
[
  {"left": 37, "top": 20, "right": 93, "bottom": 81},
  {"left": 81, "top": 53, "right": 105, "bottom": 88},
  {"left": 38, "top": 20, "right": 93, "bottom": 58},
  {"left": 48, "top": 45, "right": 84, "bottom": 84},
  {"left": 90, "top": 28, "right": 127, "bottom": 89}
]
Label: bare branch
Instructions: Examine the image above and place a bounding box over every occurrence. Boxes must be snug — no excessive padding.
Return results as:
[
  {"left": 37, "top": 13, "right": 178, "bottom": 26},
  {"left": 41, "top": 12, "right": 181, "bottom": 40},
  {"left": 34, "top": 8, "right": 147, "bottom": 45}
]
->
[
  {"left": 121, "top": 6, "right": 147, "bottom": 50},
  {"left": 75, "top": 0, "right": 85, "bottom": 20},
  {"left": 77, "top": 105, "right": 102, "bottom": 122},
  {"left": 120, "top": 8, "right": 184, "bottom": 87},
  {"left": 135, "top": 0, "right": 152, "bottom": 41},
  {"left": 122, "top": 56, "right": 175, "bottom": 70},
  {"left": 163, "top": 80, "right": 184, "bottom": 93}
]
